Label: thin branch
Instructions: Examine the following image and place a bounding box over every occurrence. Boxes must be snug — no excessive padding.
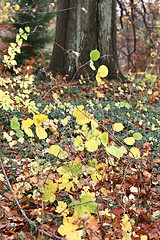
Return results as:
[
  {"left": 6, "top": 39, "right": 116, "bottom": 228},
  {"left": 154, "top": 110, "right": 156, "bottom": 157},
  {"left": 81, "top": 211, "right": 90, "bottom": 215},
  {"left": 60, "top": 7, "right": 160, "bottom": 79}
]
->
[
  {"left": 0, "top": 158, "right": 64, "bottom": 240},
  {"left": 116, "top": 0, "right": 124, "bottom": 30}
]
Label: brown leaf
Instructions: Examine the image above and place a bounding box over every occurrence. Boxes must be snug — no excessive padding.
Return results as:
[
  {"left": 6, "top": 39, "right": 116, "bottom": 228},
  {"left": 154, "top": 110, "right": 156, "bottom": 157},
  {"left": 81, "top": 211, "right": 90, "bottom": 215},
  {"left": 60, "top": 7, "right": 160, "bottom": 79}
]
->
[
  {"left": 0, "top": 223, "right": 7, "bottom": 229},
  {"left": 113, "top": 215, "right": 120, "bottom": 229},
  {"left": 111, "top": 207, "right": 124, "bottom": 216},
  {"left": 85, "top": 216, "right": 101, "bottom": 240}
]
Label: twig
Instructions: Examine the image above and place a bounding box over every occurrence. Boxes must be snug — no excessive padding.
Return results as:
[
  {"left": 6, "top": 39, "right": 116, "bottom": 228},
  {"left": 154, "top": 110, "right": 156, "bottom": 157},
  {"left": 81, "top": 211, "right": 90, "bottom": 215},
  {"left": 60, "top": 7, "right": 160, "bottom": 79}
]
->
[{"left": 0, "top": 159, "right": 64, "bottom": 240}]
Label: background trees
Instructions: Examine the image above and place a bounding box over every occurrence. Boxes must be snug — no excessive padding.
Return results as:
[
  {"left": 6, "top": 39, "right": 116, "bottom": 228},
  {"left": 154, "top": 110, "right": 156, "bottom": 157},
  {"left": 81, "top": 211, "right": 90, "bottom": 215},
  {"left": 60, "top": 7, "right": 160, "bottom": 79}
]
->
[
  {"left": 1, "top": 0, "right": 159, "bottom": 78},
  {"left": 117, "top": 0, "right": 160, "bottom": 75},
  {"left": 12, "top": 0, "right": 56, "bottom": 65},
  {"left": 48, "top": 0, "right": 122, "bottom": 81}
]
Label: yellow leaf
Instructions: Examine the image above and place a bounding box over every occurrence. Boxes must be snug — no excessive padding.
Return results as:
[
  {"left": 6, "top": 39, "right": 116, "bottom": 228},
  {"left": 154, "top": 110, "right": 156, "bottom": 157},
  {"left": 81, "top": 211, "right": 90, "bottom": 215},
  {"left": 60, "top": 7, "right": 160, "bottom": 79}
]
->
[
  {"left": 119, "top": 146, "right": 127, "bottom": 154},
  {"left": 61, "top": 116, "right": 71, "bottom": 126},
  {"left": 74, "top": 136, "right": 84, "bottom": 151},
  {"left": 124, "top": 137, "right": 135, "bottom": 145},
  {"left": 112, "top": 123, "right": 124, "bottom": 132},
  {"left": 24, "top": 127, "right": 34, "bottom": 137},
  {"left": 104, "top": 208, "right": 112, "bottom": 217},
  {"left": 85, "top": 139, "right": 99, "bottom": 152},
  {"left": 129, "top": 147, "right": 140, "bottom": 158},
  {"left": 58, "top": 150, "right": 68, "bottom": 160},
  {"left": 100, "top": 132, "right": 109, "bottom": 146},
  {"left": 50, "top": 3, "right": 55, "bottom": 7},
  {"left": 33, "top": 114, "right": 48, "bottom": 127},
  {"left": 58, "top": 217, "right": 78, "bottom": 236},
  {"left": 10, "top": 60, "right": 17, "bottom": 66},
  {"left": 91, "top": 120, "right": 98, "bottom": 129},
  {"left": 96, "top": 73, "right": 104, "bottom": 86},
  {"left": 3, "top": 206, "right": 10, "bottom": 212},
  {"left": 141, "top": 235, "right": 148, "bottom": 240},
  {"left": 101, "top": 187, "right": 110, "bottom": 196},
  {"left": 121, "top": 214, "right": 132, "bottom": 233},
  {"left": 122, "top": 234, "right": 132, "bottom": 240},
  {"left": 48, "top": 145, "right": 61, "bottom": 156},
  {"left": 73, "top": 106, "right": 91, "bottom": 125},
  {"left": 36, "top": 126, "right": 47, "bottom": 139},
  {"left": 22, "top": 118, "right": 33, "bottom": 129},
  {"left": 66, "top": 231, "right": 81, "bottom": 240},
  {"left": 81, "top": 7, "right": 88, "bottom": 14},
  {"left": 14, "top": 4, "right": 20, "bottom": 10},
  {"left": 48, "top": 145, "right": 68, "bottom": 159},
  {"left": 98, "top": 65, "right": 109, "bottom": 78},
  {"left": 42, "top": 179, "right": 58, "bottom": 203},
  {"left": 10, "top": 17, "right": 15, "bottom": 23},
  {"left": 56, "top": 201, "right": 69, "bottom": 216}
]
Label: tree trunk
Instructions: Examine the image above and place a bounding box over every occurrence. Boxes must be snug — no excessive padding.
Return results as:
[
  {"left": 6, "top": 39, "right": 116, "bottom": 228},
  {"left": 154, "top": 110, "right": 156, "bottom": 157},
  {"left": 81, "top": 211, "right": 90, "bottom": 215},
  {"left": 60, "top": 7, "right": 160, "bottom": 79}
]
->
[{"left": 48, "top": 0, "right": 125, "bottom": 81}]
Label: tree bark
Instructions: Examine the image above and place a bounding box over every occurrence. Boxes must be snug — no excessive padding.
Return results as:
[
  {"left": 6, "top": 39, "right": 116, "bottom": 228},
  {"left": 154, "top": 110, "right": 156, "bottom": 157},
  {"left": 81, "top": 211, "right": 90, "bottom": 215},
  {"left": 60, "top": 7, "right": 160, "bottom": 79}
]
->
[{"left": 48, "top": 0, "right": 126, "bottom": 81}]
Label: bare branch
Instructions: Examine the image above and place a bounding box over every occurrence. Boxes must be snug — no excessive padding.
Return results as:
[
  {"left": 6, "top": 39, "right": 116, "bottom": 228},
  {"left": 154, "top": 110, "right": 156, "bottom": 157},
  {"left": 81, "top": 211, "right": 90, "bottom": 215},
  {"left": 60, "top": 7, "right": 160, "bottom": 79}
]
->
[{"left": 0, "top": 159, "right": 64, "bottom": 240}]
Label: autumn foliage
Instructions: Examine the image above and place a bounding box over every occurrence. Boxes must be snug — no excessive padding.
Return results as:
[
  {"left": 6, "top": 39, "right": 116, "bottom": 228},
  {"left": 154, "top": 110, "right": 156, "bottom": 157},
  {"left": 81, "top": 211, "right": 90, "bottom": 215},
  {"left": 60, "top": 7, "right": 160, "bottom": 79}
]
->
[{"left": 0, "top": 2, "right": 160, "bottom": 240}]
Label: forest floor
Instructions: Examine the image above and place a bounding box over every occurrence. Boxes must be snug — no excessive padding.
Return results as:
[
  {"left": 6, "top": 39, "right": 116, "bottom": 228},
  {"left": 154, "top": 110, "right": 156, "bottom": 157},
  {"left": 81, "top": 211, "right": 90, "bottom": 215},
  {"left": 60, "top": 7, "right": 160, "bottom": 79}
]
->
[{"left": 0, "top": 72, "right": 160, "bottom": 240}]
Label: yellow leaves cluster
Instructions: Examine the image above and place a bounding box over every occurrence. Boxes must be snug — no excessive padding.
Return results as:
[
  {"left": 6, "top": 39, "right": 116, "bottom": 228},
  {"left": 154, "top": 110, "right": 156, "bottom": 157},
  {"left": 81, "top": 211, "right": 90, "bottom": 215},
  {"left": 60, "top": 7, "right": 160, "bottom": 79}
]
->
[
  {"left": 0, "top": 2, "right": 20, "bottom": 23},
  {"left": 121, "top": 214, "right": 132, "bottom": 233},
  {"left": 55, "top": 201, "right": 69, "bottom": 217},
  {"left": 22, "top": 114, "right": 48, "bottom": 139},
  {"left": 0, "top": 90, "right": 14, "bottom": 111}
]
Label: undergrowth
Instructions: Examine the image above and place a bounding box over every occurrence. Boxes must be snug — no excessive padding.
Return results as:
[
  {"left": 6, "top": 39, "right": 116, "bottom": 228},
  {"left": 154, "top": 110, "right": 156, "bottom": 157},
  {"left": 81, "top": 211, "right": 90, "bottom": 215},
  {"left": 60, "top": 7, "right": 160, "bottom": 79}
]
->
[{"left": 0, "top": 18, "right": 160, "bottom": 240}]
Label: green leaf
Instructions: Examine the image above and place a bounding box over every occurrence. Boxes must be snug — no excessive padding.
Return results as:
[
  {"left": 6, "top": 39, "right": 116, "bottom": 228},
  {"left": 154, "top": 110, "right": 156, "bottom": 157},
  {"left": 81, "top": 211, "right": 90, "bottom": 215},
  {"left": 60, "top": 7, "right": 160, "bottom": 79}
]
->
[
  {"left": 119, "top": 102, "right": 131, "bottom": 109},
  {"left": 11, "top": 117, "right": 20, "bottom": 130},
  {"left": 68, "top": 162, "right": 82, "bottom": 176},
  {"left": 22, "top": 33, "right": 27, "bottom": 40},
  {"left": 69, "top": 200, "right": 80, "bottom": 208},
  {"left": 16, "top": 129, "right": 24, "bottom": 138},
  {"left": 85, "top": 201, "right": 98, "bottom": 213},
  {"left": 106, "top": 146, "right": 123, "bottom": 159},
  {"left": 81, "top": 194, "right": 93, "bottom": 203},
  {"left": 74, "top": 201, "right": 97, "bottom": 216},
  {"left": 18, "top": 235, "right": 24, "bottom": 240},
  {"left": 25, "top": 26, "right": 30, "bottom": 33},
  {"left": 125, "top": 103, "right": 131, "bottom": 109},
  {"left": 58, "top": 162, "right": 82, "bottom": 178},
  {"left": 90, "top": 49, "right": 100, "bottom": 61},
  {"left": 100, "top": 132, "right": 109, "bottom": 146},
  {"left": 42, "top": 179, "right": 58, "bottom": 203},
  {"left": 133, "top": 132, "right": 142, "bottom": 140},
  {"left": 19, "top": 28, "right": 24, "bottom": 35}
]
